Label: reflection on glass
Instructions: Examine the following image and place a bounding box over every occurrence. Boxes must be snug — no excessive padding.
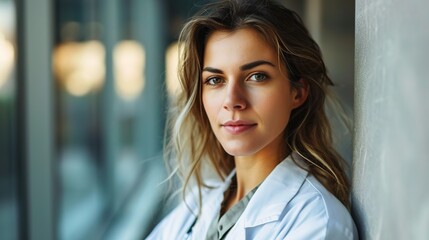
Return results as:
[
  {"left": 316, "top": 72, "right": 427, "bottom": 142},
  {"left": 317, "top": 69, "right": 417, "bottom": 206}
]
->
[
  {"left": 0, "top": 32, "right": 14, "bottom": 90},
  {"left": 53, "top": 40, "right": 106, "bottom": 96},
  {"left": 165, "top": 42, "right": 181, "bottom": 97},
  {"left": 114, "top": 40, "right": 145, "bottom": 101},
  {"left": 53, "top": 39, "right": 146, "bottom": 100}
]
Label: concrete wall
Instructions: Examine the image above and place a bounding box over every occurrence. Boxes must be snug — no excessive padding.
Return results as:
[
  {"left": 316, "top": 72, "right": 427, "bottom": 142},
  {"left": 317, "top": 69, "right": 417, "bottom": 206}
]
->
[{"left": 353, "top": 0, "right": 429, "bottom": 239}]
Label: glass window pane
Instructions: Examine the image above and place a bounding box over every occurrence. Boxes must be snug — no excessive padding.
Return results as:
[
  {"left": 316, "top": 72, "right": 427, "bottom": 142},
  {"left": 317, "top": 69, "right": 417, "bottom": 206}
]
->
[
  {"left": 0, "top": 0, "right": 18, "bottom": 239},
  {"left": 54, "top": 0, "right": 168, "bottom": 239},
  {"left": 54, "top": 1, "right": 107, "bottom": 239}
]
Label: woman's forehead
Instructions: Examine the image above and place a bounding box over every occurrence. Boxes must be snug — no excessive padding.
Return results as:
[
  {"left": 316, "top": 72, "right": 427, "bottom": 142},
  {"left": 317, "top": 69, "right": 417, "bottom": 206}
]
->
[{"left": 202, "top": 28, "right": 287, "bottom": 74}]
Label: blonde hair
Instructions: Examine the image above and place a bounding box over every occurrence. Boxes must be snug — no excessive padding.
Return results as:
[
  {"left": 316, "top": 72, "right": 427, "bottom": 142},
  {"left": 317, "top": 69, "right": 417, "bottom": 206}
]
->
[{"left": 165, "top": 0, "right": 351, "bottom": 210}]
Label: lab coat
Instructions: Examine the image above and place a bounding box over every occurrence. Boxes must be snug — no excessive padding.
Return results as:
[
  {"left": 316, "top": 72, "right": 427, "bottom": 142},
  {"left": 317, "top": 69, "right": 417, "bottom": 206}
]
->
[{"left": 146, "top": 153, "right": 358, "bottom": 240}]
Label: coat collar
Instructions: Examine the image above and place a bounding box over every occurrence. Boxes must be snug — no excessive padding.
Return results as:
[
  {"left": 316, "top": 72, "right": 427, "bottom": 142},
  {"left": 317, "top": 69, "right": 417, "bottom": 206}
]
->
[
  {"left": 189, "top": 153, "right": 308, "bottom": 238},
  {"left": 240, "top": 152, "right": 308, "bottom": 228}
]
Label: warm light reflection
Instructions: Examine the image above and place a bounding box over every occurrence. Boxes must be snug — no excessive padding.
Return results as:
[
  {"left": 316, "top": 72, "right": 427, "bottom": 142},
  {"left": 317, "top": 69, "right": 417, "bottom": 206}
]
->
[
  {"left": 113, "top": 40, "right": 145, "bottom": 101},
  {"left": 53, "top": 41, "right": 105, "bottom": 96},
  {"left": 0, "top": 32, "right": 14, "bottom": 90},
  {"left": 166, "top": 42, "right": 182, "bottom": 97}
]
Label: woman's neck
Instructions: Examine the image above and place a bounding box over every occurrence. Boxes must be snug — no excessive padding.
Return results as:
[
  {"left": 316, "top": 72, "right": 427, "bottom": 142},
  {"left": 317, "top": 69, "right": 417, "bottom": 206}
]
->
[
  {"left": 233, "top": 153, "right": 284, "bottom": 199},
  {"left": 221, "top": 152, "right": 286, "bottom": 214},
  {"left": 222, "top": 135, "right": 289, "bottom": 212}
]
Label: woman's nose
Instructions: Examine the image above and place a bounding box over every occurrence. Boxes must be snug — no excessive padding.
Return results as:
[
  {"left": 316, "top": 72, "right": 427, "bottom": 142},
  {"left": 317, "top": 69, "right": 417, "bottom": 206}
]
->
[{"left": 223, "top": 82, "right": 247, "bottom": 111}]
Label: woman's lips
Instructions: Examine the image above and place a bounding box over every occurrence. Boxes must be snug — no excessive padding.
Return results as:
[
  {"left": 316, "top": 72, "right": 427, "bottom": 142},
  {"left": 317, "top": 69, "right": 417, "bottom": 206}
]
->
[{"left": 221, "top": 120, "right": 257, "bottom": 134}]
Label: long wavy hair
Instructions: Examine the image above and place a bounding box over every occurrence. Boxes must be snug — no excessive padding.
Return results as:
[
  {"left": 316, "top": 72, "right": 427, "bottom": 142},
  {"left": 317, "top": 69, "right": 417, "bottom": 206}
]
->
[{"left": 165, "top": 0, "right": 351, "bottom": 210}]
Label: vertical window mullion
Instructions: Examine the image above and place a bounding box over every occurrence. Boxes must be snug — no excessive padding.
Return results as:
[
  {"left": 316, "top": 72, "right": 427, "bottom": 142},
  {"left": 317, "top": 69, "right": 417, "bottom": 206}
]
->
[{"left": 20, "top": 0, "right": 55, "bottom": 238}]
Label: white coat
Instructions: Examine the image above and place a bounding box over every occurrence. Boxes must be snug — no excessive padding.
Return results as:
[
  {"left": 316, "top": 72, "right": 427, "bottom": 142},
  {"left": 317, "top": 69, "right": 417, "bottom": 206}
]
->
[{"left": 146, "top": 153, "right": 358, "bottom": 239}]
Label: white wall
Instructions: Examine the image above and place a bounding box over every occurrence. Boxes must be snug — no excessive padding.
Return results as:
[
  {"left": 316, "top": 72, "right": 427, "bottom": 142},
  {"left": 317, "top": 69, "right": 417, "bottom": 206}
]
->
[{"left": 353, "top": 0, "right": 429, "bottom": 239}]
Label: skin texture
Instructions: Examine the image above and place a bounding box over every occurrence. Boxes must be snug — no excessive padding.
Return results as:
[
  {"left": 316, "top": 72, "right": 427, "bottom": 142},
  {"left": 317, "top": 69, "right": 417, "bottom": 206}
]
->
[{"left": 201, "top": 28, "right": 308, "bottom": 208}]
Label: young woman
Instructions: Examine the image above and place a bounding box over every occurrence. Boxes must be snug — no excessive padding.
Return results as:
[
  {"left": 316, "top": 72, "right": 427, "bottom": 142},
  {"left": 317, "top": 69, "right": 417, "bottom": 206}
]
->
[{"left": 147, "top": 0, "right": 358, "bottom": 239}]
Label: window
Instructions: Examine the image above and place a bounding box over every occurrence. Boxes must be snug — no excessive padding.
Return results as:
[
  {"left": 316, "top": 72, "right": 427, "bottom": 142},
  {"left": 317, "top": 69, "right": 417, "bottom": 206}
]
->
[{"left": 54, "top": 0, "right": 168, "bottom": 239}]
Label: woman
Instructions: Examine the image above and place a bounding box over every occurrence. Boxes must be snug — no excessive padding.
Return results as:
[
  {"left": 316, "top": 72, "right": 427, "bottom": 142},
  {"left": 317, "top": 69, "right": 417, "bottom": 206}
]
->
[{"left": 147, "top": 0, "right": 358, "bottom": 239}]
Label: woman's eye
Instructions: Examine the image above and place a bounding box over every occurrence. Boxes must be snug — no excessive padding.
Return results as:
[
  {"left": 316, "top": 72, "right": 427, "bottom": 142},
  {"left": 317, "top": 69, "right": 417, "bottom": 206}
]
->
[
  {"left": 249, "top": 73, "right": 267, "bottom": 82},
  {"left": 205, "top": 77, "right": 223, "bottom": 86}
]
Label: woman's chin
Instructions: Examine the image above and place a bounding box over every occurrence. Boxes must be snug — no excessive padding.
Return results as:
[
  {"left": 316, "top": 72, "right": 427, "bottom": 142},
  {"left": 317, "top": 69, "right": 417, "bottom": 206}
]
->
[{"left": 223, "top": 146, "right": 257, "bottom": 157}]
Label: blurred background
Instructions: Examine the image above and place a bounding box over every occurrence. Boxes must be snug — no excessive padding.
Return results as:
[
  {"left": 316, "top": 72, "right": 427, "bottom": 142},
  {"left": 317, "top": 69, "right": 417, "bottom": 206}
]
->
[{"left": 0, "top": 0, "right": 355, "bottom": 239}]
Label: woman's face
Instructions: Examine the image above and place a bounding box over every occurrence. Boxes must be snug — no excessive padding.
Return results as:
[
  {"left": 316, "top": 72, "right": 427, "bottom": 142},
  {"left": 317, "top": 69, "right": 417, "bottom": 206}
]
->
[{"left": 201, "top": 28, "right": 306, "bottom": 158}]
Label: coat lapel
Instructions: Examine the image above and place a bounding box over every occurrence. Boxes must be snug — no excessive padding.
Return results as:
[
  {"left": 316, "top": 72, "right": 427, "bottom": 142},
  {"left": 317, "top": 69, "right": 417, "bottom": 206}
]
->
[
  {"left": 191, "top": 170, "right": 236, "bottom": 239},
  {"left": 226, "top": 153, "right": 309, "bottom": 239}
]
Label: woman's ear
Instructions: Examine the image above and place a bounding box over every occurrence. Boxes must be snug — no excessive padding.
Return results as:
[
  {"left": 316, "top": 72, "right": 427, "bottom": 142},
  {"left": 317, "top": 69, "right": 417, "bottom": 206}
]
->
[{"left": 291, "top": 78, "right": 309, "bottom": 109}]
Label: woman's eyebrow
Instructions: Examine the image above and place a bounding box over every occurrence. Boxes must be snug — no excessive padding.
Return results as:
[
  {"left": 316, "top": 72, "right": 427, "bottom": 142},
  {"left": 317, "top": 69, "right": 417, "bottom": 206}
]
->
[
  {"left": 202, "top": 60, "right": 275, "bottom": 73},
  {"left": 240, "top": 60, "right": 275, "bottom": 71},
  {"left": 202, "top": 67, "right": 223, "bottom": 74}
]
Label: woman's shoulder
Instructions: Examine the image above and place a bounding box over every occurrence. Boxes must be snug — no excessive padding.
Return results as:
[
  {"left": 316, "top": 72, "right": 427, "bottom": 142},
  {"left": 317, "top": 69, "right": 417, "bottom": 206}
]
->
[
  {"left": 272, "top": 154, "right": 355, "bottom": 225},
  {"left": 242, "top": 157, "right": 358, "bottom": 239},
  {"left": 283, "top": 175, "right": 358, "bottom": 239}
]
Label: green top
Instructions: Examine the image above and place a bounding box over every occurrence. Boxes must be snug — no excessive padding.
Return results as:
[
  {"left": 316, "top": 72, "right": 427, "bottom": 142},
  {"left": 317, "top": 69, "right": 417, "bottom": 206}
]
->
[{"left": 205, "top": 178, "right": 260, "bottom": 240}]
